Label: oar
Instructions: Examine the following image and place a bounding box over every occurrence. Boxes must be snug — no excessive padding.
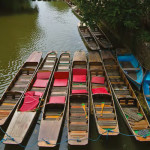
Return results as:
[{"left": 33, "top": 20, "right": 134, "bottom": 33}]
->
[
  {"left": 101, "top": 102, "right": 105, "bottom": 116},
  {"left": 82, "top": 103, "right": 88, "bottom": 119}
]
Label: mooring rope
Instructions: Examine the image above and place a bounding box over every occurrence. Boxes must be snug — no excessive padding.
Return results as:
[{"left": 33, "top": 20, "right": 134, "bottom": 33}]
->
[{"left": 0, "top": 126, "right": 148, "bottom": 148}]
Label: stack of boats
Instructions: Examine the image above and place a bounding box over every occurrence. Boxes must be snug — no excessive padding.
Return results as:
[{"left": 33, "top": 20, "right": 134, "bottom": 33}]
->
[
  {"left": 0, "top": 50, "right": 150, "bottom": 147},
  {"left": 78, "top": 22, "right": 113, "bottom": 51}
]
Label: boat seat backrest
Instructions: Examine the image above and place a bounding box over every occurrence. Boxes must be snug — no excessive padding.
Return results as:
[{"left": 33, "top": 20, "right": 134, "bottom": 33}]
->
[
  {"left": 54, "top": 72, "right": 69, "bottom": 79},
  {"left": 37, "top": 71, "right": 51, "bottom": 79},
  {"left": 73, "top": 68, "right": 87, "bottom": 75}
]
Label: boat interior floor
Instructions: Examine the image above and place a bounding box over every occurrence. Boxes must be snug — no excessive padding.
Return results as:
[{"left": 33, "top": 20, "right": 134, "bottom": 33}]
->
[{"left": 120, "top": 61, "right": 137, "bottom": 80}]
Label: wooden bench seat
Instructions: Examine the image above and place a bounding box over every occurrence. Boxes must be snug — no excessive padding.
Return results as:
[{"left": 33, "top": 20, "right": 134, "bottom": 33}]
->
[
  {"left": 115, "top": 90, "right": 130, "bottom": 95},
  {"left": 0, "top": 105, "right": 14, "bottom": 110},
  {"left": 95, "top": 107, "right": 113, "bottom": 111},
  {"left": 70, "top": 107, "right": 88, "bottom": 113},
  {"left": 98, "top": 120, "right": 117, "bottom": 126},
  {"left": 96, "top": 113, "right": 115, "bottom": 119},
  {"left": 123, "top": 68, "right": 140, "bottom": 71},
  {"left": 145, "top": 95, "right": 150, "bottom": 98},
  {"left": 69, "top": 124, "right": 88, "bottom": 131}
]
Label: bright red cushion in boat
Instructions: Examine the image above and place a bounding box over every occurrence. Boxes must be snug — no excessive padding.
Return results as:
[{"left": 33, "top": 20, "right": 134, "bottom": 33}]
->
[
  {"left": 33, "top": 79, "right": 49, "bottom": 88},
  {"left": 37, "top": 72, "right": 51, "bottom": 79},
  {"left": 54, "top": 72, "right": 69, "bottom": 79},
  {"left": 92, "top": 87, "right": 109, "bottom": 94},
  {"left": 72, "top": 89, "right": 88, "bottom": 94},
  {"left": 92, "top": 76, "right": 105, "bottom": 84},
  {"left": 73, "top": 69, "right": 87, "bottom": 75},
  {"left": 19, "top": 96, "right": 39, "bottom": 112},
  {"left": 73, "top": 75, "right": 86, "bottom": 82},
  {"left": 34, "top": 91, "right": 43, "bottom": 97},
  {"left": 48, "top": 96, "right": 66, "bottom": 104},
  {"left": 53, "top": 79, "right": 68, "bottom": 86},
  {"left": 25, "top": 91, "right": 35, "bottom": 96}
]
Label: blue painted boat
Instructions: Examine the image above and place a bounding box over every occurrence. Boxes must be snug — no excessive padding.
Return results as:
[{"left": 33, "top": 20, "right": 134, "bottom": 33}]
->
[
  {"left": 117, "top": 50, "right": 144, "bottom": 90},
  {"left": 143, "top": 71, "right": 150, "bottom": 110}
]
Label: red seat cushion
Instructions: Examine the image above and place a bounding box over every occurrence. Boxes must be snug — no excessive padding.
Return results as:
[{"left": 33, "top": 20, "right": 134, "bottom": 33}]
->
[
  {"left": 34, "top": 91, "right": 43, "bottom": 97},
  {"left": 54, "top": 72, "right": 69, "bottom": 79},
  {"left": 53, "top": 79, "right": 68, "bottom": 86},
  {"left": 19, "top": 96, "right": 39, "bottom": 112},
  {"left": 92, "top": 76, "right": 105, "bottom": 84},
  {"left": 25, "top": 91, "right": 43, "bottom": 97},
  {"left": 72, "top": 89, "right": 88, "bottom": 94},
  {"left": 33, "top": 79, "right": 49, "bottom": 88},
  {"left": 48, "top": 96, "right": 66, "bottom": 104},
  {"left": 37, "top": 72, "right": 51, "bottom": 79},
  {"left": 73, "top": 75, "right": 86, "bottom": 82},
  {"left": 25, "top": 91, "right": 35, "bottom": 96},
  {"left": 73, "top": 69, "right": 87, "bottom": 75},
  {"left": 92, "top": 87, "right": 109, "bottom": 94}
]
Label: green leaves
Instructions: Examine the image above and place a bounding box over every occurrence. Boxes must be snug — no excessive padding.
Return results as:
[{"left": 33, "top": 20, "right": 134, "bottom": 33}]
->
[{"left": 74, "top": 0, "right": 150, "bottom": 30}]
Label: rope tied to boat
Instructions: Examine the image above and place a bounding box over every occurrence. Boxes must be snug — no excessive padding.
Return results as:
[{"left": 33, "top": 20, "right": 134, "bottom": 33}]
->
[{"left": 42, "top": 138, "right": 51, "bottom": 144}]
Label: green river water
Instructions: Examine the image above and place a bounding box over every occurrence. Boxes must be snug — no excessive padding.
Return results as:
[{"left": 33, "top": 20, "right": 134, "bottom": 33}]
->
[{"left": 0, "top": 1, "right": 150, "bottom": 150}]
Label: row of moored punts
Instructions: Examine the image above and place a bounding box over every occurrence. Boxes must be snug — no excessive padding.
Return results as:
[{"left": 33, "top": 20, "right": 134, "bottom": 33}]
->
[{"left": 1, "top": 50, "right": 150, "bottom": 147}]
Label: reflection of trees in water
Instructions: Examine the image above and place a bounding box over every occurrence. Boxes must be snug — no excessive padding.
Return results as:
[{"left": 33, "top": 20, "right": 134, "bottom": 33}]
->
[
  {"left": 49, "top": 0, "right": 69, "bottom": 12},
  {"left": 0, "top": 0, "right": 37, "bottom": 13}
]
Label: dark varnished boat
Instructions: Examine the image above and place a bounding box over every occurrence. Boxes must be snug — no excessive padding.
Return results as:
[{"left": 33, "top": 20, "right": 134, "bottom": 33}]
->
[
  {"left": 116, "top": 49, "right": 144, "bottom": 90},
  {"left": 3, "top": 51, "right": 58, "bottom": 144},
  {"left": 90, "top": 25, "right": 113, "bottom": 49},
  {"left": 0, "top": 51, "right": 42, "bottom": 126},
  {"left": 68, "top": 50, "right": 89, "bottom": 145},
  {"left": 88, "top": 51, "right": 119, "bottom": 135},
  {"left": 101, "top": 50, "right": 150, "bottom": 141},
  {"left": 72, "top": 6, "right": 83, "bottom": 19},
  {"left": 65, "top": 0, "right": 75, "bottom": 7},
  {"left": 38, "top": 52, "right": 71, "bottom": 147},
  {"left": 78, "top": 23, "right": 100, "bottom": 51}
]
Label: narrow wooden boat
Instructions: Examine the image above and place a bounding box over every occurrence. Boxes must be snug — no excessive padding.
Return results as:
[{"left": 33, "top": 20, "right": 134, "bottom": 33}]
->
[
  {"left": 72, "top": 6, "right": 83, "bottom": 19},
  {"left": 78, "top": 23, "right": 100, "bottom": 51},
  {"left": 116, "top": 49, "right": 144, "bottom": 90},
  {"left": 88, "top": 51, "right": 119, "bottom": 135},
  {"left": 3, "top": 51, "right": 58, "bottom": 144},
  {"left": 101, "top": 50, "right": 150, "bottom": 141},
  {"left": 0, "top": 51, "right": 42, "bottom": 126},
  {"left": 68, "top": 50, "right": 89, "bottom": 145},
  {"left": 143, "top": 71, "right": 150, "bottom": 111},
  {"left": 38, "top": 52, "right": 71, "bottom": 147},
  {"left": 65, "top": 0, "right": 75, "bottom": 7},
  {"left": 90, "top": 25, "right": 113, "bottom": 49}
]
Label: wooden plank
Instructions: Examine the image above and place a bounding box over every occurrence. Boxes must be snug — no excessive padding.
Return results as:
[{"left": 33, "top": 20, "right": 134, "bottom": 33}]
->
[
  {"left": 88, "top": 51, "right": 102, "bottom": 63},
  {"left": 73, "top": 51, "right": 87, "bottom": 63},
  {"left": 25, "top": 51, "right": 42, "bottom": 63},
  {"left": 3, "top": 111, "right": 36, "bottom": 144},
  {"left": 123, "top": 68, "right": 140, "bottom": 71}
]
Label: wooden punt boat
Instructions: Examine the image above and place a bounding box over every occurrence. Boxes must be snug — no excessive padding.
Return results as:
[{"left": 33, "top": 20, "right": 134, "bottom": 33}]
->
[
  {"left": 88, "top": 51, "right": 119, "bottom": 135},
  {"left": 89, "top": 25, "right": 113, "bottom": 49},
  {"left": 116, "top": 49, "right": 144, "bottom": 90},
  {"left": 78, "top": 23, "right": 100, "bottom": 51},
  {"left": 101, "top": 50, "right": 150, "bottom": 141},
  {"left": 0, "top": 51, "right": 42, "bottom": 126},
  {"left": 68, "top": 50, "right": 89, "bottom": 145},
  {"left": 72, "top": 6, "right": 83, "bottom": 19},
  {"left": 38, "top": 52, "right": 71, "bottom": 147},
  {"left": 65, "top": 0, "right": 75, "bottom": 7},
  {"left": 143, "top": 71, "right": 150, "bottom": 111},
  {"left": 3, "top": 51, "right": 58, "bottom": 144}
]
